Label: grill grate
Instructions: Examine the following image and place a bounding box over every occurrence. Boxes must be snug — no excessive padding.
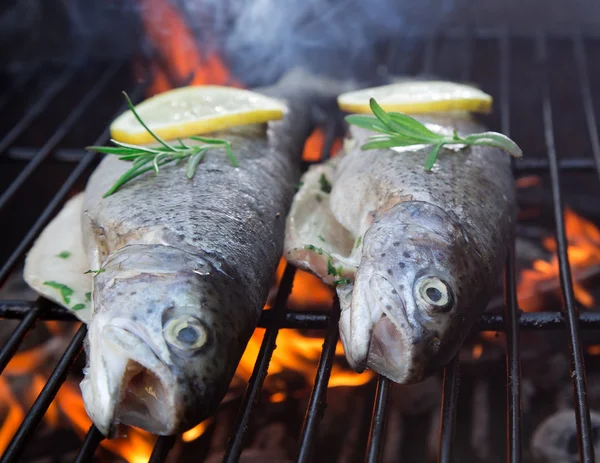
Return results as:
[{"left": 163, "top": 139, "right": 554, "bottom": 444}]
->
[{"left": 1, "top": 29, "right": 600, "bottom": 462}]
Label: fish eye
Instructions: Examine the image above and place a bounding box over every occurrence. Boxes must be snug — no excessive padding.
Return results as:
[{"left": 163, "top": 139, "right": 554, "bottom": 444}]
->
[
  {"left": 415, "top": 276, "right": 454, "bottom": 313},
  {"left": 163, "top": 315, "right": 208, "bottom": 351}
]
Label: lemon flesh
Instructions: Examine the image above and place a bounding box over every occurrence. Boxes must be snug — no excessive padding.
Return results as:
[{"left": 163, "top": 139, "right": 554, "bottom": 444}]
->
[
  {"left": 110, "top": 85, "right": 288, "bottom": 145},
  {"left": 337, "top": 81, "right": 493, "bottom": 115}
]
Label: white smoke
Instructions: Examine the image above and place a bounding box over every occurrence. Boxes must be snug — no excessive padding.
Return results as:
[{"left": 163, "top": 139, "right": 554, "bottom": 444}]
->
[{"left": 175, "top": 0, "right": 455, "bottom": 86}]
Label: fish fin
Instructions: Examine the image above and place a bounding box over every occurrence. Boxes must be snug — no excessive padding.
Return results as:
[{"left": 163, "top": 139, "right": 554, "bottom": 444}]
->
[
  {"left": 284, "top": 160, "right": 359, "bottom": 284},
  {"left": 23, "top": 193, "right": 93, "bottom": 323}
]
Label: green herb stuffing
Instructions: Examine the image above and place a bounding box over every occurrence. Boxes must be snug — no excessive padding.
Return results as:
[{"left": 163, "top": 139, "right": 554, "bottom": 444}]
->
[
  {"left": 333, "top": 278, "right": 351, "bottom": 287},
  {"left": 72, "top": 303, "right": 86, "bottom": 311},
  {"left": 355, "top": 236, "right": 362, "bottom": 248},
  {"left": 84, "top": 268, "right": 105, "bottom": 275},
  {"left": 85, "top": 292, "right": 92, "bottom": 302},
  {"left": 43, "top": 281, "right": 74, "bottom": 305},
  {"left": 327, "top": 257, "right": 337, "bottom": 276},
  {"left": 319, "top": 174, "right": 332, "bottom": 193},
  {"left": 318, "top": 234, "right": 326, "bottom": 242},
  {"left": 345, "top": 98, "right": 523, "bottom": 171},
  {"left": 305, "top": 244, "right": 324, "bottom": 255},
  {"left": 56, "top": 251, "right": 71, "bottom": 259},
  {"left": 86, "top": 92, "right": 238, "bottom": 198}
]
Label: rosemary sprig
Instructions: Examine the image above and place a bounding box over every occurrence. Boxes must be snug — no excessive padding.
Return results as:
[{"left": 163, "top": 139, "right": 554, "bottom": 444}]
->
[
  {"left": 345, "top": 98, "right": 523, "bottom": 170},
  {"left": 86, "top": 91, "right": 238, "bottom": 197}
]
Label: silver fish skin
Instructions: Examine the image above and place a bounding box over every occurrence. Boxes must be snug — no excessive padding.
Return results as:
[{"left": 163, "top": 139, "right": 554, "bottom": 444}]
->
[
  {"left": 285, "top": 113, "right": 516, "bottom": 384},
  {"left": 79, "top": 91, "right": 317, "bottom": 437}
]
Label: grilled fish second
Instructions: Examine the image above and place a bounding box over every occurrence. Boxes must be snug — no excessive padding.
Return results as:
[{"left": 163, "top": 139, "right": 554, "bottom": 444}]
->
[{"left": 285, "top": 112, "right": 516, "bottom": 383}]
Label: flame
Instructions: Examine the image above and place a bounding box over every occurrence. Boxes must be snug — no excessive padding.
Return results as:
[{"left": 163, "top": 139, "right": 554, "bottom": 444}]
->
[
  {"left": 28, "top": 375, "right": 59, "bottom": 428},
  {"left": 302, "top": 129, "right": 343, "bottom": 162},
  {"left": 0, "top": 377, "right": 24, "bottom": 454},
  {"left": 182, "top": 418, "right": 212, "bottom": 442},
  {"left": 518, "top": 208, "right": 600, "bottom": 312},
  {"left": 139, "top": 0, "right": 239, "bottom": 95},
  {"left": 4, "top": 344, "right": 54, "bottom": 376},
  {"left": 234, "top": 328, "right": 374, "bottom": 392},
  {"left": 54, "top": 381, "right": 156, "bottom": 462}
]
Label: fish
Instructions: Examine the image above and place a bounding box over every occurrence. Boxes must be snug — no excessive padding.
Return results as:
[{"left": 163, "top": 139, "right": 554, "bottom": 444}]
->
[
  {"left": 23, "top": 70, "right": 346, "bottom": 436},
  {"left": 284, "top": 109, "right": 516, "bottom": 383}
]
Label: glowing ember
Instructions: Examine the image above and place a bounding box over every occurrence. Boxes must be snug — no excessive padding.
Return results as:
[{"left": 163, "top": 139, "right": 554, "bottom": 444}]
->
[
  {"left": 182, "top": 418, "right": 213, "bottom": 443},
  {"left": 472, "top": 344, "right": 483, "bottom": 360},
  {"left": 138, "top": 0, "right": 240, "bottom": 95},
  {"left": 516, "top": 175, "right": 541, "bottom": 188},
  {"left": 587, "top": 345, "right": 600, "bottom": 355},
  {"left": 302, "top": 128, "right": 343, "bottom": 162},
  {"left": 518, "top": 208, "right": 600, "bottom": 312}
]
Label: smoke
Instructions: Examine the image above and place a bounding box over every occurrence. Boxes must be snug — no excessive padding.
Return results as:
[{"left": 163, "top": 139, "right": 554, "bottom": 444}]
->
[
  {"left": 176, "top": 0, "right": 455, "bottom": 86},
  {"left": 3, "top": 0, "right": 600, "bottom": 85}
]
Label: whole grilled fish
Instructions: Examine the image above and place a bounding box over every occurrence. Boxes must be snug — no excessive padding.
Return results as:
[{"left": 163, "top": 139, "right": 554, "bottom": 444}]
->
[
  {"left": 23, "top": 71, "right": 343, "bottom": 436},
  {"left": 285, "top": 111, "right": 516, "bottom": 383}
]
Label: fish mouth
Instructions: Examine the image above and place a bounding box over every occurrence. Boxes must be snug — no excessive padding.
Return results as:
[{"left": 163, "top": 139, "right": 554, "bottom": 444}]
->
[
  {"left": 367, "top": 315, "right": 412, "bottom": 382},
  {"left": 364, "top": 273, "right": 426, "bottom": 383},
  {"left": 81, "top": 324, "right": 179, "bottom": 436}
]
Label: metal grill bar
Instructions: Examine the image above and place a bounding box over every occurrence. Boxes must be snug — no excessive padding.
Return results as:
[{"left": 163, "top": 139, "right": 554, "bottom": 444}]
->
[
  {"left": 515, "top": 158, "right": 598, "bottom": 172},
  {"left": 538, "top": 35, "right": 594, "bottom": 461},
  {"left": 0, "top": 65, "right": 40, "bottom": 115},
  {"left": 3, "top": 298, "right": 600, "bottom": 329},
  {"left": 149, "top": 436, "right": 176, "bottom": 463},
  {"left": 0, "top": 325, "right": 87, "bottom": 463},
  {"left": 0, "top": 83, "right": 147, "bottom": 288},
  {"left": 0, "top": 80, "right": 148, "bottom": 462},
  {"left": 573, "top": 34, "right": 600, "bottom": 184},
  {"left": 297, "top": 303, "right": 340, "bottom": 463},
  {"left": 0, "top": 305, "right": 42, "bottom": 375},
  {"left": 0, "top": 61, "right": 123, "bottom": 213},
  {"left": 73, "top": 425, "right": 104, "bottom": 463},
  {"left": 437, "top": 357, "right": 460, "bottom": 463},
  {"left": 365, "top": 376, "right": 391, "bottom": 463},
  {"left": 1, "top": 33, "right": 600, "bottom": 462},
  {"left": 222, "top": 265, "right": 297, "bottom": 462},
  {"left": 500, "top": 31, "right": 523, "bottom": 462},
  {"left": 0, "top": 65, "right": 79, "bottom": 155}
]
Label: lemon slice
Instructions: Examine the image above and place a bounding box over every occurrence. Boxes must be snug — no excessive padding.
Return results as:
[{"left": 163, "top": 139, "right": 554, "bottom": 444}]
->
[
  {"left": 337, "top": 81, "right": 493, "bottom": 115},
  {"left": 110, "top": 85, "right": 287, "bottom": 145}
]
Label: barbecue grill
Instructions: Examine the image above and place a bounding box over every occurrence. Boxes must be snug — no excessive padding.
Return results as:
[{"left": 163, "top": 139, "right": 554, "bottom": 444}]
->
[{"left": 2, "top": 26, "right": 600, "bottom": 463}]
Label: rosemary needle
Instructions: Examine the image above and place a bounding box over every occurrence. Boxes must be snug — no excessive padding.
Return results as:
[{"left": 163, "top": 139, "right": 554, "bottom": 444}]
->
[
  {"left": 345, "top": 98, "right": 522, "bottom": 170},
  {"left": 86, "top": 91, "right": 238, "bottom": 197}
]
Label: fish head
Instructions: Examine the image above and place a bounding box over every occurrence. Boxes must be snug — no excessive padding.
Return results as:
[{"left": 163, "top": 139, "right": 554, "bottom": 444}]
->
[
  {"left": 339, "top": 201, "right": 486, "bottom": 383},
  {"left": 80, "top": 245, "right": 255, "bottom": 436}
]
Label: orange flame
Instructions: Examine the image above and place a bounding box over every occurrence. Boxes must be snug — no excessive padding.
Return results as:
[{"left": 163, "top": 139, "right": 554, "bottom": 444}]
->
[
  {"left": 54, "top": 381, "right": 156, "bottom": 462},
  {"left": 518, "top": 208, "right": 600, "bottom": 312},
  {"left": 28, "top": 375, "right": 59, "bottom": 428},
  {"left": 302, "top": 129, "right": 343, "bottom": 162},
  {"left": 234, "top": 328, "right": 374, "bottom": 393},
  {"left": 0, "top": 377, "right": 24, "bottom": 454},
  {"left": 182, "top": 418, "right": 212, "bottom": 442},
  {"left": 139, "top": 0, "right": 239, "bottom": 95}
]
